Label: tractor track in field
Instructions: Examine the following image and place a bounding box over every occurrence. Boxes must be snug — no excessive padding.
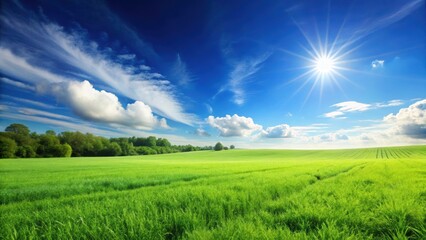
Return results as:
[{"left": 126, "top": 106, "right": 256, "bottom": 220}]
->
[
  {"left": 1, "top": 165, "right": 308, "bottom": 206},
  {"left": 1, "top": 162, "right": 368, "bottom": 207}
]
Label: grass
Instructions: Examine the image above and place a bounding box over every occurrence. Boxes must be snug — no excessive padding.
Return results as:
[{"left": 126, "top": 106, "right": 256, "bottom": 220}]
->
[{"left": 1, "top": 146, "right": 426, "bottom": 239}]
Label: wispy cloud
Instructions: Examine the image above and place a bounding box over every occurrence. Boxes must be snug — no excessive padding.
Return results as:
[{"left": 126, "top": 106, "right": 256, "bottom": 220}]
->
[
  {"left": 0, "top": 77, "right": 35, "bottom": 91},
  {"left": 345, "top": 0, "right": 424, "bottom": 48},
  {"left": 376, "top": 99, "right": 404, "bottom": 107},
  {"left": 324, "top": 100, "right": 405, "bottom": 118},
  {"left": 0, "top": 3, "right": 195, "bottom": 125},
  {"left": 217, "top": 54, "right": 270, "bottom": 105},
  {"left": 0, "top": 94, "right": 56, "bottom": 109},
  {"left": 194, "top": 128, "right": 211, "bottom": 137},
  {"left": 0, "top": 106, "right": 123, "bottom": 137},
  {"left": 171, "top": 54, "right": 194, "bottom": 86}
]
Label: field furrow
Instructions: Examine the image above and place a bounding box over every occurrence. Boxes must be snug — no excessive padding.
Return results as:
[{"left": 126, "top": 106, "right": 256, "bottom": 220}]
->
[{"left": 1, "top": 147, "right": 426, "bottom": 240}]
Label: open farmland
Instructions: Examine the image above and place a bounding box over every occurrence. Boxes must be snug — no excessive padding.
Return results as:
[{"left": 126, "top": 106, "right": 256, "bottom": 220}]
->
[{"left": 1, "top": 146, "right": 426, "bottom": 239}]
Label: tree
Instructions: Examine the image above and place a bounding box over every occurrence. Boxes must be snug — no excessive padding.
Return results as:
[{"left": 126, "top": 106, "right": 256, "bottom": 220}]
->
[
  {"left": 224, "top": 146, "right": 229, "bottom": 150},
  {"left": 157, "top": 138, "right": 171, "bottom": 147},
  {"left": 61, "top": 144, "right": 72, "bottom": 157},
  {"left": 0, "top": 136, "right": 17, "bottom": 158},
  {"left": 5, "top": 123, "right": 30, "bottom": 136},
  {"left": 230, "top": 145, "right": 235, "bottom": 149},
  {"left": 214, "top": 142, "right": 224, "bottom": 151},
  {"left": 146, "top": 136, "right": 157, "bottom": 147},
  {"left": 16, "top": 145, "right": 36, "bottom": 158}
]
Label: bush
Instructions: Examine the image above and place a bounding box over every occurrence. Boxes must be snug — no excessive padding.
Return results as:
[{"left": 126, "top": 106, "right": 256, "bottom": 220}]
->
[
  {"left": 0, "top": 136, "right": 17, "bottom": 158},
  {"left": 214, "top": 142, "right": 224, "bottom": 151}
]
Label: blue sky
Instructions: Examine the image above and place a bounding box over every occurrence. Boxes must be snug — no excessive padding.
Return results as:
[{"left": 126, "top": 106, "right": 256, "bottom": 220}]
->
[{"left": 0, "top": 0, "right": 425, "bottom": 148}]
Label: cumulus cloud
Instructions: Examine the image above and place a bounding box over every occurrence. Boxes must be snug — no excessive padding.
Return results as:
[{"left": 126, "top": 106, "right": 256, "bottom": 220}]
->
[
  {"left": 262, "top": 124, "right": 294, "bottom": 138},
  {"left": 384, "top": 99, "right": 426, "bottom": 139},
  {"left": 55, "top": 80, "right": 168, "bottom": 130},
  {"left": 0, "top": 7, "right": 195, "bottom": 125},
  {"left": 315, "top": 133, "right": 349, "bottom": 142},
  {"left": 371, "top": 59, "right": 384, "bottom": 68},
  {"left": 207, "top": 114, "right": 262, "bottom": 137},
  {"left": 194, "top": 128, "right": 211, "bottom": 137}
]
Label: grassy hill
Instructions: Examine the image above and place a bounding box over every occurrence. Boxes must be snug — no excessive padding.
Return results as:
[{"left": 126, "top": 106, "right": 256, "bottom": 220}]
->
[{"left": 1, "top": 146, "right": 426, "bottom": 239}]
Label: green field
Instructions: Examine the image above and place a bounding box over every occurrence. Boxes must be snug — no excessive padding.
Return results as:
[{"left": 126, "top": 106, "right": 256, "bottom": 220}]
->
[{"left": 1, "top": 146, "right": 426, "bottom": 239}]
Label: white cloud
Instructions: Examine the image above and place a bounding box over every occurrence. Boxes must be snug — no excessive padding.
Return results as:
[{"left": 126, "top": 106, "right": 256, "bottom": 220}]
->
[
  {"left": 315, "top": 133, "right": 349, "bottom": 142},
  {"left": 205, "top": 103, "right": 213, "bottom": 114},
  {"left": 376, "top": 99, "right": 404, "bottom": 107},
  {"left": 262, "top": 124, "right": 294, "bottom": 138},
  {"left": 324, "top": 100, "right": 406, "bottom": 118},
  {"left": 0, "top": 48, "right": 72, "bottom": 85},
  {"left": 171, "top": 54, "right": 193, "bottom": 86},
  {"left": 384, "top": 99, "right": 426, "bottom": 139},
  {"left": 0, "top": 110, "right": 122, "bottom": 137},
  {"left": 324, "top": 101, "right": 370, "bottom": 118},
  {"left": 140, "top": 65, "right": 151, "bottom": 71},
  {"left": 0, "top": 95, "right": 55, "bottom": 109},
  {"left": 324, "top": 111, "right": 344, "bottom": 118},
  {"left": 117, "top": 54, "right": 136, "bottom": 60},
  {"left": 0, "top": 10, "right": 195, "bottom": 125},
  {"left": 219, "top": 54, "right": 270, "bottom": 105},
  {"left": 371, "top": 59, "right": 384, "bottom": 68},
  {"left": 17, "top": 108, "right": 73, "bottom": 121},
  {"left": 332, "top": 101, "right": 371, "bottom": 112},
  {"left": 207, "top": 114, "right": 262, "bottom": 137},
  {"left": 56, "top": 80, "right": 168, "bottom": 130},
  {"left": 343, "top": 0, "right": 423, "bottom": 50},
  {"left": 0, "top": 77, "right": 35, "bottom": 91},
  {"left": 194, "top": 128, "right": 211, "bottom": 137}
]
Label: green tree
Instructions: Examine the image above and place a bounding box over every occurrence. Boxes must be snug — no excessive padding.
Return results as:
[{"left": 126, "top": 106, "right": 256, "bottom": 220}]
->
[
  {"left": 111, "top": 138, "right": 136, "bottom": 156},
  {"left": 230, "top": 145, "right": 235, "bottom": 149},
  {"left": 214, "top": 142, "right": 224, "bottom": 151},
  {"left": 0, "top": 136, "right": 17, "bottom": 158},
  {"left": 102, "top": 142, "right": 122, "bottom": 156},
  {"left": 61, "top": 144, "right": 72, "bottom": 157},
  {"left": 157, "top": 138, "right": 171, "bottom": 147},
  {"left": 146, "top": 136, "right": 157, "bottom": 147},
  {"left": 5, "top": 123, "right": 30, "bottom": 136},
  {"left": 224, "top": 146, "right": 229, "bottom": 150},
  {"left": 16, "top": 145, "right": 36, "bottom": 158}
]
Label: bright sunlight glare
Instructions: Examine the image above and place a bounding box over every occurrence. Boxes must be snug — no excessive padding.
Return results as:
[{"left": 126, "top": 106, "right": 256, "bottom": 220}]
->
[{"left": 315, "top": 55, "right": 335, "bottom": 74}]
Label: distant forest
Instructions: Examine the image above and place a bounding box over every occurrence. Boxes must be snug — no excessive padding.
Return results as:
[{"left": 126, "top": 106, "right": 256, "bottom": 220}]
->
[{"left": 0, "top": 123, "right": 222, "bottom": 158}]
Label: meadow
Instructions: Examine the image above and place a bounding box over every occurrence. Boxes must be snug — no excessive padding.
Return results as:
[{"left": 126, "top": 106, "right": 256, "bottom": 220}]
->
[{"left": 1, "top": 146, "right": 426, "bottom": 239}]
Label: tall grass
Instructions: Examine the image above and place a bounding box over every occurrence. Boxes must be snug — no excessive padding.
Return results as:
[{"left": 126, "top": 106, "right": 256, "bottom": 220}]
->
[{"left": 1, "top": 147, "right": 425, "bottom": 239}]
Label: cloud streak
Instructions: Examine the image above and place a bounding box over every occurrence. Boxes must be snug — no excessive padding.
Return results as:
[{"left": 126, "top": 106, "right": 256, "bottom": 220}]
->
[
  {"left": 171, "top": 54, "right": 194, "bottom": 86},
  {"left": 0, "top": 4, "right": 195, "bottom": 125},
  {"left": 324, "top": 100, "right": 405, "bottom": 118},
  {"left": 218, "top": 54, "right": 270, "bottom": 105}
]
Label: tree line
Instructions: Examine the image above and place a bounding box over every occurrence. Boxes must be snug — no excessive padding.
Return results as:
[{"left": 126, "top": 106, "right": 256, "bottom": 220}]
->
[{"left": 0, "top": 123, "right": 234, "bottom": 158}]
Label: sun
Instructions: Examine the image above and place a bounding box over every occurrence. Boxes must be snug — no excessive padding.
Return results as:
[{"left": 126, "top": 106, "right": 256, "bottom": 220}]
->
[{"left": 314, "top": 55, "right": 336, "bottom": 74}]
